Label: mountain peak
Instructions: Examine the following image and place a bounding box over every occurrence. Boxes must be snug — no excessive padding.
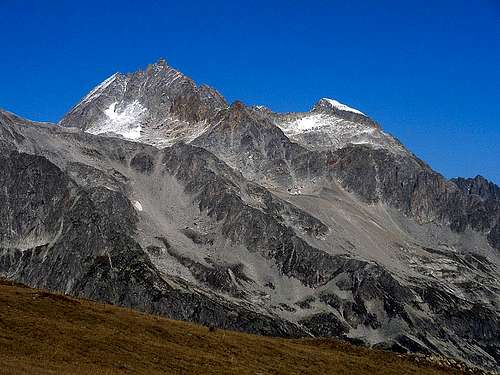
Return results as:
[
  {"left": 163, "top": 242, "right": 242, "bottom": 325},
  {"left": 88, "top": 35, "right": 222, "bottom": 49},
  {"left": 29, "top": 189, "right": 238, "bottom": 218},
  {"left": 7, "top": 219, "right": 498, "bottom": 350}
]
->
[
  {"left": 313, "top": 98, "right": 365, "bottom": 116},
  {"left": 230, "top": 100, "right": 246, "bottom": 111},
  {"left": 156, "top": 57, "right": 167, "bottom": 66},
  {"left": 59, "top": 60, "right": 226, "bottom": 137}
]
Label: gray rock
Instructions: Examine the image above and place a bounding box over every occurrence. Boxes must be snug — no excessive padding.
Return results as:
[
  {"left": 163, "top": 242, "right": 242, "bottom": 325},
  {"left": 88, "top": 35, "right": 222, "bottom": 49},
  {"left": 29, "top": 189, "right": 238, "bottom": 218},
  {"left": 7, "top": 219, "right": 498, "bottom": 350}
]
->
[{"left": 0, "top": 60, "right": 499, "bottom": 371}]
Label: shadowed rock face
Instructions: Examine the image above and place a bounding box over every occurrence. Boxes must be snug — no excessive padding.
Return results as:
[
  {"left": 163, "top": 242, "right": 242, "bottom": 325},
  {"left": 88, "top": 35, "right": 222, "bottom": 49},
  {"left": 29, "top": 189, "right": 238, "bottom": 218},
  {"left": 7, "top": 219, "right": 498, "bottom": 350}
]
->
[
  {"left": 453, "top": 176, "right": 500, "bottom": 202},
  {"left": 329, "top": 146, "right": 500, "bottom": 250},
  {"left": 59, "top": 59, "right": 227, "bottom": 147},
  {"left": 1, "top": 60, "right": 500, "bottom": 371},
  {"left": 0, "top": 151, "right": 303, "bottom": 337},
  {"left": 191, "top": 100, "right": 500, "bottom": 252},
  {"left": 59, "top": 59, "right": 227, "bottom": 131},
  {"left": 452, "top": 176, "right": 500, "bottom": 250},
  {"left": 192, "top": 101, "right": 314, "bottom": 187}
]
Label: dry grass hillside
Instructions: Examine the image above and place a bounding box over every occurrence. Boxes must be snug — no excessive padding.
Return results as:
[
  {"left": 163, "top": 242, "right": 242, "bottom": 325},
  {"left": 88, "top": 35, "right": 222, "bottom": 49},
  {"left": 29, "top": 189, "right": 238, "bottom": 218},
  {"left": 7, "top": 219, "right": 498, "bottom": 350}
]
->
[{"left": 0, "top": 279, "right": 487, "bottom": 375}]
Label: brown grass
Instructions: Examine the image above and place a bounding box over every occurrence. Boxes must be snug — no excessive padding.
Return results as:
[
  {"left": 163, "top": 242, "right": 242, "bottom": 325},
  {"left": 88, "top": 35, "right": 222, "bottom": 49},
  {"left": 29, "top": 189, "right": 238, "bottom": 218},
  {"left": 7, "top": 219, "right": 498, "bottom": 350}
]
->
[{"left": 0, "top": 279, "right": 471, "bottom": 375}]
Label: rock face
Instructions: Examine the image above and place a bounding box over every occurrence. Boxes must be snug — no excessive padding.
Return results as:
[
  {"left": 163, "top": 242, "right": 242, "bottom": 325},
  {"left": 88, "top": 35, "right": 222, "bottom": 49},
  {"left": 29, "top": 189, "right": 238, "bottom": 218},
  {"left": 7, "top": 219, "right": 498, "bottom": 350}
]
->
[
  {"left": 0, "top": 148, "right": 301, "bottom": 337},
  {"left": 1, "top": 61, "right": 500, "bottom": 371},
  {"left": 59, "top": 59, "right": 227, "bottom": 147},
  {"left": 452, "top": 176, "right": 500, "bottom": 251}
]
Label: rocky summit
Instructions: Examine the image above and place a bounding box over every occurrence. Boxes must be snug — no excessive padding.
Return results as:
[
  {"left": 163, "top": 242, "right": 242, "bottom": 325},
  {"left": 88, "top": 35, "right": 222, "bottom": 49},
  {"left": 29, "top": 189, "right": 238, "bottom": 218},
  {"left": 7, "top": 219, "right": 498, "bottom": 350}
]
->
[{"left": 1, "top": 60, "right": 499, "bottom": 371}]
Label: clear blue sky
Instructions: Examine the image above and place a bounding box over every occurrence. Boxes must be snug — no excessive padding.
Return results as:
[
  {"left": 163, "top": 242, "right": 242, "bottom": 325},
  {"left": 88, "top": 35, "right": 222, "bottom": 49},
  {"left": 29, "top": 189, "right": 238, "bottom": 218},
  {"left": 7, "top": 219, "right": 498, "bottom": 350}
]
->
[{"left": 1, "top": 0, "right": 499, "bottom": 183}]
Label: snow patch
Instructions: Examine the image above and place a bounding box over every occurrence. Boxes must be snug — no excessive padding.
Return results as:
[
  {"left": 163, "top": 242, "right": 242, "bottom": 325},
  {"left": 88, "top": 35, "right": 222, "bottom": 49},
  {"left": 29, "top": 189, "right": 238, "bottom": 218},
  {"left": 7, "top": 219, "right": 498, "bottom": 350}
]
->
[
  {"left": 321, "top": 98, "right": 365, "bottom": 115},
  {"left": 133, "top": 201, "right": 143, "bottom": 211},
  {"left": 284, "top": 114, "right": 328, "bottom": 133},
  {"left": 87, "top": 100, "right": 147, "bottom": 140},
  {"left": 277, "top": 113, "right": 407, "bottom": 155}
]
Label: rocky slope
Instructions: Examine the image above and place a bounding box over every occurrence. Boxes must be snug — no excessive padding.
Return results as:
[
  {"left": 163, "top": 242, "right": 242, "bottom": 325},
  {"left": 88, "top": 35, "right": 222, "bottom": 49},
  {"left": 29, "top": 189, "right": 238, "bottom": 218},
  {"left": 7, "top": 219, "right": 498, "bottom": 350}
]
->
[
  {"left": 0, "top": 60, "right": 499, "bottom": 371},
  {"left": 59, "top": 58, "right": 227, "bottom": 147}
]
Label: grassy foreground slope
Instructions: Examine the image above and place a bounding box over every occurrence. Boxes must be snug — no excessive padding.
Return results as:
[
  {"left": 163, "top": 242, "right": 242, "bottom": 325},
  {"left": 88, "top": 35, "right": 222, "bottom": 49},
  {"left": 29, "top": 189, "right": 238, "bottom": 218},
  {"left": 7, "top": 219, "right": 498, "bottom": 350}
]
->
[{"left": 0, "top": 280, "right": 479, "bottom": 375}]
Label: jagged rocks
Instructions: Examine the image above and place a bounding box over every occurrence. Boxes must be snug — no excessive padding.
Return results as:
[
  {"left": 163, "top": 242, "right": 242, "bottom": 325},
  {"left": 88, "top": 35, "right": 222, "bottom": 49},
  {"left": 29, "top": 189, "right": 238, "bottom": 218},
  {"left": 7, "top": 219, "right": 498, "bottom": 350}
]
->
[
  {"left": 0, "top": 60, "right": 499, "bottom": 371},
  {"left": 0, "top": 150, "right": 304, "bottom": 338}
]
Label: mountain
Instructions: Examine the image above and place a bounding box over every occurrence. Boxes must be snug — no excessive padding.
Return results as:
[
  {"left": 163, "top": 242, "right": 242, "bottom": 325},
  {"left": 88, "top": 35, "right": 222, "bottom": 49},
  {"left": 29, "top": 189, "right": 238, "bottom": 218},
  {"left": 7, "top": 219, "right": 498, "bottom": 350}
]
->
[
  {"left": 1, "top": 60, "right": 499, "bottom": 371},
  {"left": 59, "top": 58, "right": 227, "bottom": 148}
]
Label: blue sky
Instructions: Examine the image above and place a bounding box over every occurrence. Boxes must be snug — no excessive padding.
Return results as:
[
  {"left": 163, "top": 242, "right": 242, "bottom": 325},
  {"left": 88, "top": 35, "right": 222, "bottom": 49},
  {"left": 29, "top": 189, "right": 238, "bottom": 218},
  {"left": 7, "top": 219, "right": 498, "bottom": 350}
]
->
[{"left": 0, "top": 0, "right": 499, "bottom": 183}]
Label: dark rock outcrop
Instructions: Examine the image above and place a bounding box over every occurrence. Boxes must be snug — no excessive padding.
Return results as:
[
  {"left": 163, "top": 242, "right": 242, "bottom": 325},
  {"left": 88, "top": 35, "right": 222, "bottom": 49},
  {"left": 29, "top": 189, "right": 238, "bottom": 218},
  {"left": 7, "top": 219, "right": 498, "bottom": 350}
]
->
[
  {"left": 59, "top": 59, "right": 227, "bottom": 132},
  {"left": 0, "top": 151, "right": 302, "bottom": 337}
]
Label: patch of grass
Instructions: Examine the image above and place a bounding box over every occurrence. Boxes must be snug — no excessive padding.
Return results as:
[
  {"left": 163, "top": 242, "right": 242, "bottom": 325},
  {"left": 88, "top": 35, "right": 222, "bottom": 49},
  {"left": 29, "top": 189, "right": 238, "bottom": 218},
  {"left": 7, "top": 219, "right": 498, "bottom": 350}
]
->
[{"left": 0, "top": 279, "right": 476, "bottom": 375}]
